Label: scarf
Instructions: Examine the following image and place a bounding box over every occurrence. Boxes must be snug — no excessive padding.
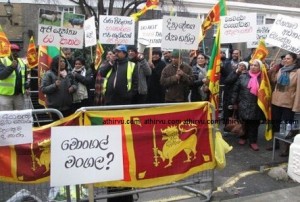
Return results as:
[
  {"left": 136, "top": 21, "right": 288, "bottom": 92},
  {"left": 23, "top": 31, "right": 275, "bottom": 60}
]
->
[
  {"left": 247, "top": 71, "right": 261, "bottom": 96},
  {"left": 60, "top": 70, "right": 67, "bottom": 78},
  {"left": 277, "top": 64, "right": 296, "bottom": 91}
]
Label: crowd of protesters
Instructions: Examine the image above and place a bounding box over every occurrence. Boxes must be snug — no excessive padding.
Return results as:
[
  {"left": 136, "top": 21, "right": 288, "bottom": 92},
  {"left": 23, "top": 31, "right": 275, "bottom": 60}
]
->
[{"left": 1, "top": 44, "right": 300, "bottom": 157}]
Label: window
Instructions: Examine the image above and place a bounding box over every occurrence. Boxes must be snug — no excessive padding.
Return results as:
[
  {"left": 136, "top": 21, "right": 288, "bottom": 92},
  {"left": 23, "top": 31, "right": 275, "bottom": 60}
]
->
[
  {"left": 257, "top": 14, "right": 265, "bottom": 25},
  {"left": 265, "top": 18, "right": 275, "bottom": 24},
  {"left": 57, "top": 6, "right": 75, "bottom": 13}
]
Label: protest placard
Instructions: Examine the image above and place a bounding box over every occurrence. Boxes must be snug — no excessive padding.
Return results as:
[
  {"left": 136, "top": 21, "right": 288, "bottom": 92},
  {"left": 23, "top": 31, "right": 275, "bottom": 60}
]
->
[
  {"left": 220, "top": 13, "right": 257, "bottom": 44},
  {"left": 37, "top": 9, "right": 84, "bottom": 48},
  {"left": 161, "top": 16, "right": 201, "bottom": 50},
  {"left": 266, "top": 14, "right": 300, "bottom": 54},
  {"left": 99, "top": 15, "right": 135, "bottom": 45},
  {"left": 0, "top": 110, "right": 33, "bottom": 146},
  {"left": 50, "top": 125, "right": 123, "bottom": 186},
  {"left": 84, "top": 16, "right": 97, "bottom": 47},
  {"left": 138, "top": 19, "right": 163, "bottom": 47},
  {"left": 247, "top": 24, "right": 272, "bottom": 48}
]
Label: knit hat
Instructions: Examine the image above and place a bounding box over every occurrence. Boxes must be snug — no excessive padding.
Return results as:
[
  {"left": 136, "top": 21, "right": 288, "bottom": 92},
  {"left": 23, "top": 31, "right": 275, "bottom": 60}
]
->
[
  {"left": 115, "top": 45, "right": 127, "bottom": 53},
  {"left": 172, "top": 49, "right": 180, "bottom": 58},
  {"left": 239, "top": 61, "right": 249, "bottom": 70},
  {"left": 252, "top": 59, "right": 263, "bottom": 69},
  {"left": 11, "top": 44, "right": 20, "bottom": 51}
]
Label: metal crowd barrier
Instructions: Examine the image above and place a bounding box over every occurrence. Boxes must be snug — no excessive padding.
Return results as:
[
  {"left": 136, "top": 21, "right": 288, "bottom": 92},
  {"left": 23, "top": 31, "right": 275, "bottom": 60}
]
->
[
  {"left": 0, "top": 103, "right": 217, "bottom": 202},
  {"left": 0, "top": 109, "right": 64, "bottom": 202},
  {"left": 78, "top": 103, "right": 217, "bottom": 202}
]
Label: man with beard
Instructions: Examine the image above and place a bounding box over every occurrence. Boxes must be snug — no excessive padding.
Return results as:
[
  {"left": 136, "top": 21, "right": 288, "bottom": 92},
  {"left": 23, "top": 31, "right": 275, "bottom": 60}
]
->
[
  {"left": 221, "top": 49, "right": 241, "bottom": 129},
  {"left": 160, "top": 49, "right": 193, "bottom": 102}
]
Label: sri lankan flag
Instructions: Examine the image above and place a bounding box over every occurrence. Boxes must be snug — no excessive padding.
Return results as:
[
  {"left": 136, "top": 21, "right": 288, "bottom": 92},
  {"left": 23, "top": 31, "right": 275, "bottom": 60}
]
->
[
  {"left": 0, "top": 25, "right": 11, "bottom": 57},
  {"left": 131, "top": 0, "right": 159, "bottom": 21},
  {"left": 38, "top": 46, "right": 60, "bottom": 106},
  {"left": 200, "top": 0, "right": 227, "bottom": 41},
  {"left": 0, "top": 113, "right": 81, "bottom": 183},
  {"left": 94, "top": 41, "right": 104, "bottom": 71},
  {"left": 84, "top": 102, "right": 216, "bottom": 188},
  {"left": 26, "top": 36, "right": 38, "bottom": 69},
  {"left": 252, "top": 39, "right": 272, "bottom": 141},
  {"left": 207, "top": 25, "right": 221, "bottom": 115}
]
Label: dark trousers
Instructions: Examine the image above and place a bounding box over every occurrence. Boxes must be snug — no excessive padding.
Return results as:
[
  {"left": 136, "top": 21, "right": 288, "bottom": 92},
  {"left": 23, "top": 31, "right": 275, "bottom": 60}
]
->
[
  {"left": 271, "top": 104, "right": 295, "bottom": 132},
  {"left": 241, "top": 120, "right": 260, "bottom": 144},
  {"left": 271, "top": 104, "right": 295, "bottom": 147}
]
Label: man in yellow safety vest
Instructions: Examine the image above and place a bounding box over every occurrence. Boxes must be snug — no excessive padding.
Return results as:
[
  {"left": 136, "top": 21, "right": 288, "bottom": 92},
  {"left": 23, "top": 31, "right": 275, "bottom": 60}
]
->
[
  {"left": 0, "top": 44, "right": 29, "bottom": 110},
  {"left": 100, "top": 44, "right": 138, "bottom": 105}
]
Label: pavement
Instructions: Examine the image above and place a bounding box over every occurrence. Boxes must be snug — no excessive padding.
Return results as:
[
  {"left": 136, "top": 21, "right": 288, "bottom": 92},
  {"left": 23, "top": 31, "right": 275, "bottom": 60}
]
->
[{"left": 210, "top": 124, "right": 300, "bottom": 202}]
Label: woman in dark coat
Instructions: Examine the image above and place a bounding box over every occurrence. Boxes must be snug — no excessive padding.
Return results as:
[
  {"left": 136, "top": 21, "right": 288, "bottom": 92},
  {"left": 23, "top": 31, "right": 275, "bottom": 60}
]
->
[
  {"left": 41, "top": 55, "right": 77, "bottom": 119},
  {"left": 231, "top": 59, "right": 265, "bottom": 151}
]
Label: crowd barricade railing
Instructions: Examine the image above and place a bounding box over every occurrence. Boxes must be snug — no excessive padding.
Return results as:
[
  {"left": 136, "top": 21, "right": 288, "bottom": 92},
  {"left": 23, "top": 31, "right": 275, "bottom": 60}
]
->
[
  {"left": 77, "top": 102, "right": 217, "bottom": 202},
  {"left": 0, "top": 108, "right": 69, "bottom": 202},
  {"left": 0, "top": 102, "right": 224, "bottom": 202}
]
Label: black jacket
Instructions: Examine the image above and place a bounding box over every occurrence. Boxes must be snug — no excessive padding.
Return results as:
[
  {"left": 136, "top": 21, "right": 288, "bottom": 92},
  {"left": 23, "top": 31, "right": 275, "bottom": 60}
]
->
[
  {"left": 231, "top": 73, "right": 265, "bottom": 120},
  {"left": 100, "top": 57, "right": 138, "bottom": 105},
  {"left": 147, "top": 59, "right": 166, "bottom": 103}
]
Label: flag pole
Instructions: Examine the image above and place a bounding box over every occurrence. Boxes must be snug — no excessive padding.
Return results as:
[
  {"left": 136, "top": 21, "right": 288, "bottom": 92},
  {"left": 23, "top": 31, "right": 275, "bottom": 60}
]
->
[{"left": 272, "top": 48, "right": 282, "bottom": 63}]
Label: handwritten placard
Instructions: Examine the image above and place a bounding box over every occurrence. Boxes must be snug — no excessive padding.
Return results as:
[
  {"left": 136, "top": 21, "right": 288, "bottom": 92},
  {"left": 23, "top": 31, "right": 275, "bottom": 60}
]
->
[
  {"left": 38, "top": 25, "right": 84, "bottom": 48},
  {"left": 138, "top": 20, "right": 163, "bottom": 48},
  {"left": 247, "top": 24, "right": 272, "bottom": 48},
  {"left": 161, "top": 16, "right": 201, "bottom": 50},
  {"left": 0, "top": 110, "right": 33, "bottom": 146},
  {"left": 99, "top": 15, "right": 135, "bottom": 45},
  {"left": 266, "top": 14, "right": 300, "bottom": 54},
  {"left": 220, "top": 13, "right": 257, "bottom": 44},
  {"left": 50, "top": 125, "right": 123, "bottom": 186},
  {"left": 84, "top": 16, "right": 97, "bottom": 47}
]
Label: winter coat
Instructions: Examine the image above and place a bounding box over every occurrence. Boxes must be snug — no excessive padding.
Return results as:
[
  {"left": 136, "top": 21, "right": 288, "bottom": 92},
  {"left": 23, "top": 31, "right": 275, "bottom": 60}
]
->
[
  {"left": 147, "top": 58, "right": 166, "bottom": 103},
  {"left": 160, "top": 62, "right": 193, "bottom": 102},
  {"left": 272, "top": 68, "right": 300, "bottom": 112},
  {"left": 100, "top": 57, "right": 138, "bottom": 105},
  {"left": 231, "top": 73, "right": 265, "bottom": 120}
]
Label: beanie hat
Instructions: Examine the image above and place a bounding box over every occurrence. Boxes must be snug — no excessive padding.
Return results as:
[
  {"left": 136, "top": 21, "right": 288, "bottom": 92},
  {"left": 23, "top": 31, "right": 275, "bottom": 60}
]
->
[
  {"left": 172, "top": 49, "right": 180, "bottom": 58},
  {"left": 239, "top": 61, "right": 249, "bottom": 70},
  {"left": 115, "top": 45, "right": 127, "bottom": 53}
]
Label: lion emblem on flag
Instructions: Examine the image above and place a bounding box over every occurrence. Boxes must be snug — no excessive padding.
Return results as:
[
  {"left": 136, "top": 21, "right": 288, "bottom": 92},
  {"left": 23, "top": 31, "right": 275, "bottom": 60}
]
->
[{"left": 153, "top": 121, "right": 198, "bottom": 168}]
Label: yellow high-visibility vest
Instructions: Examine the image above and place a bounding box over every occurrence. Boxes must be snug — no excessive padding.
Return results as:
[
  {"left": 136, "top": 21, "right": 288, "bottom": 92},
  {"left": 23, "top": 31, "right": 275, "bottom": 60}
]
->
[
  {"left": 0, "top": 57, "right": 26, "bottom": 95},
  {"left": 103, "top": 61, "right": 135, "bottom": 94}
]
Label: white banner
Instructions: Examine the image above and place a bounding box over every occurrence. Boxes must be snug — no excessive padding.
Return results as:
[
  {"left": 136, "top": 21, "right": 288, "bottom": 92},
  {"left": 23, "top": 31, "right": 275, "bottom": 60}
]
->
[
  {"left": 161, "top": 16, "right": 201, "bottom": 50},
  {"left": 38, "top": 25, "right": 84, "bottom": 48},
  {"left": 0, "top": 110, "right": 33, "bottom": 146},
  {"left": 84, "top": 16, "right": 97, "bottom": 47},
  {"left": 220, "top": 13, "right": 257, "bottom": 44},
  {"left": 37, "top": 9, "right": 84, "bottom": 49},
  {"left": 266, "top": 14, "right": 300, "bottom": 54},
  {"left": 138, "top": 20, "right": 163, "bottom": 48},
  {"left": 247, "top": 24, "right": 272, "bottom": 48},
  {"left": 99, "top": 15, "right": 135, "bottom": 45},
  {"left": 50, "top": 125, "right": 124, "bottom": 187}
]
